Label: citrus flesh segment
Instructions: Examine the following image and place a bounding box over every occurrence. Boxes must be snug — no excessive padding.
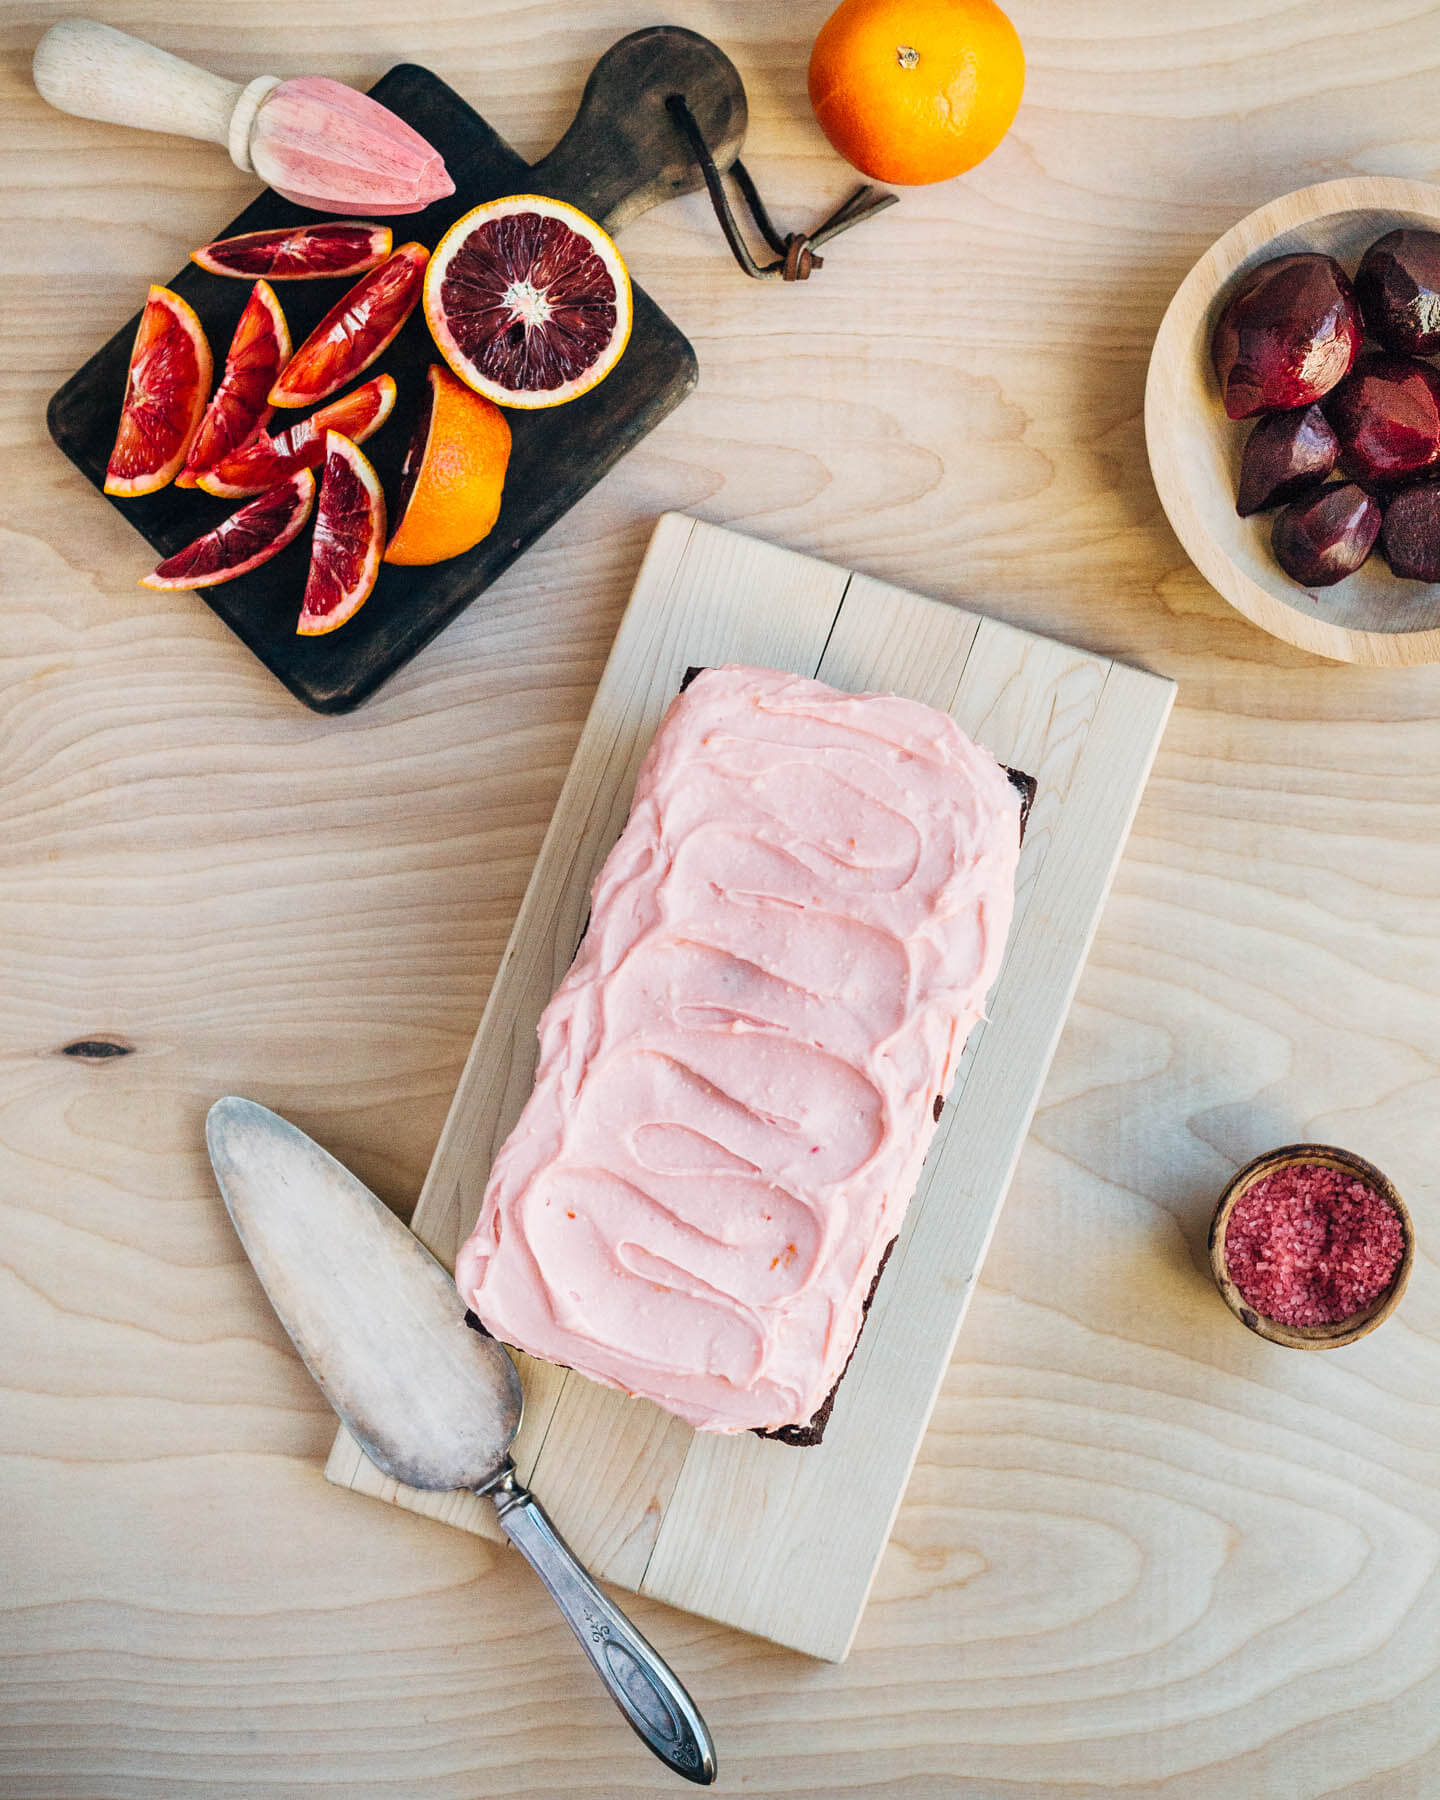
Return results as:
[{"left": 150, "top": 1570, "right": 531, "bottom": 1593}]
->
[
  {"left": 178, "top": 281, "right": 290, "bottom": 487},
  {"left": 269, "top": 243, "right": 428, "bottom": 408},
  {"left": 141, "top": 469, "right": 315, "bottom": 589},
  {"left": 196, "top": 375, "right": 396, "bottom": 499},
  {"left": 191, "top": 221, "right": 393, "bottom": 280},
  {"left": 104, "top": 286, "right": 214, "bottom": 497},
  {"left": 423, "top": 195, "right": 632, "bottom": 409},
  {"left": 297, "top": 433, "right": 386, "bottom": 635},
  {"left": 384, "top": 364, "right": 511, "bottom": 565}
]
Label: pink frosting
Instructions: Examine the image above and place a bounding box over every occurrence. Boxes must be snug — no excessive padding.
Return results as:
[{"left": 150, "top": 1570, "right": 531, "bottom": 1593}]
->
[{"left": 455, "top": 666, "right": 1022, "bottom": 1434}]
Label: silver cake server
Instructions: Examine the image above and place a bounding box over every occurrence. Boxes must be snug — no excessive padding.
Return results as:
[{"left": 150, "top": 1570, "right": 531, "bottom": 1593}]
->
[{"left": 205, "top": 1096, "right": 716, "bottom": 1786}]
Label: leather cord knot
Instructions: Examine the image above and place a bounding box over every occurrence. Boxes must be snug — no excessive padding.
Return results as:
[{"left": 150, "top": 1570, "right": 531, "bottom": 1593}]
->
[{"left": 666, "top": 93, "right": 897, "bottom": 282}]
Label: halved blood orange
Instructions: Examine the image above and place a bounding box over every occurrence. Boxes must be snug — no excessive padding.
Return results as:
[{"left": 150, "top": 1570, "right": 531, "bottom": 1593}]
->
[
  {"left": 141, "top": 469, "right": 315, "bottom": 589},
  {"left": 297, "top": 434, "right": 386, "bottom": 635},
  {"left": 423, "top": 195, "right": 632, "bottom": 409},
  {"left": 269, "top": 243, "right": 428, "bottom": 409},
  {"left": 191, "top": 221, "right": 393, "bottom": 281},
  {"left": 196, "top": 374, "right": 396, "bottom": 498},
  {"left": 384, "top": 364, "right": 511, "bottom": 565},
  {"left": 177, "top": 281, "right": 290, "bottom": 487},
  {"left": 105, "top": 285, "right": 213, "bottom": 497}
]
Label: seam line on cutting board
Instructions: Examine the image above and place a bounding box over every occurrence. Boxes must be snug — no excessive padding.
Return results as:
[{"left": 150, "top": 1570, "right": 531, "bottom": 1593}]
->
[{"left": 811, "top": 571, "right": 853, "bottom": 677}]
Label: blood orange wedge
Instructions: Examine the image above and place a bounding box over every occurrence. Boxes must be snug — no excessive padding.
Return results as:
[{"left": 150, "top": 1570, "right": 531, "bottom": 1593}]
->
[
  {"left": 105, "top": 285, "right": 213, "bottom": 497},
  {"left": 297, "top": 434, "right": 385, "bottom": 636},
  {"left": 177, "top": 281, "right": 290, "bottom": 487},
  {"left": 196, "top": 374, "right": 396, "bottom": 499},
  {"left": 140, "top": 469, "right": 315, "bottom": 590},
  {"left": 192, "top": 221, "right": 393, "bottom": 281},
  {"left": 269, "top": 243, "right": 428, "bottom": 409},
  {"left": 384, "top": 364, "right": 511, "bottom": 565},
  {"left": 423, "top": 195, "right": 632, "bottom": 409}
]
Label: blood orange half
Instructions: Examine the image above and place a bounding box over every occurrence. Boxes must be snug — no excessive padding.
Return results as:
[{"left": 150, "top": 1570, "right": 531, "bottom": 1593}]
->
[
  {"left": 196, "top": 374, "right": 396, "bottom": 498},
  {"left": 191, "top": 221, "right": 393, "bottom": 281},
  {"left": 423, "top": 195, "right": 632, "bottom": 409},
  {"left": 141, "top": 469, "right": 315, "bottom": 589},
  {"left": 297, "top": 434, "right": 386, "bottom": 636},
  {"left": 269, "top": 243, "right": 428, "bottom": 409},
  {"left": 178, "top": 281, "right": 290, "bottom": 487},
  {"left": 105, "top": 286, "right": 213, "bottom": 497},
  {"left": 384, "top": 364, "right": 511, "bottom": 566}
]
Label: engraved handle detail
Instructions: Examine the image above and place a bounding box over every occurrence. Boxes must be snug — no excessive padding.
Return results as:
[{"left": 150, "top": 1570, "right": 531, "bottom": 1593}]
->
[{"left": 482, "top": 1463, "right": 716, "bottom": 1784}]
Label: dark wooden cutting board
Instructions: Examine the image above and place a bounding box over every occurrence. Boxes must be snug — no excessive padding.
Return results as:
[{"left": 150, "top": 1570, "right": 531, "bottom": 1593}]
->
[{"left": 46, "top": 31, "right": 747, "bottom": 712}]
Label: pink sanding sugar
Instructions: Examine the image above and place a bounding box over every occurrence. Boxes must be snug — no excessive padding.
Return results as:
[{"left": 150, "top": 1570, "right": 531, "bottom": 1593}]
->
[{"left": 1224, "top": 1161, "right": 1405, "bottom": 1327}]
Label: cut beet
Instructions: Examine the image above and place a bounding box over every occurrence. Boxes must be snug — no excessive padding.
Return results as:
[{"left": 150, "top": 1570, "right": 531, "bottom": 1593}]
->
[
  {"left": 1381, "top": 482, "right": 1440, "bottom": 581},
  {"left": 1270, "top": 482, "right": 1381, "bottom": 587},
  {"left": 1211, "top": 253, "right": 1361, "bottom": 420},
  {"left": 1324, "top": 351, "right": 1440, "bottom": 487},
  {"left": 1236, "top": 404, "right": 1338, "bottom": 516},
  {"left": 1354, "top": 229, "right": 1440, "bottom": 356}
]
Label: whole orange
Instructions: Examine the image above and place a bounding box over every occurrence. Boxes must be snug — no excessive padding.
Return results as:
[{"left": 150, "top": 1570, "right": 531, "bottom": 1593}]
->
[
  {"left": 808, "top": 0, "right": 1025, "bottom": 186},
  {"left": 384, "top": 364, "right": 512, "bottom": 567}
]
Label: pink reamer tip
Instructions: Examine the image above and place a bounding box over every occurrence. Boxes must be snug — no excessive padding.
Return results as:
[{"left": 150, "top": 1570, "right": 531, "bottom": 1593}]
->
[{"left": 250, "top": 76, "right": 455, "bottom": 216}]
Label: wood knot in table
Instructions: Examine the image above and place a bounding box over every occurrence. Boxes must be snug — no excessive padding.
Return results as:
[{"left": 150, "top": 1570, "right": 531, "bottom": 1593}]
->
[{"left": 58, "top": 1037, "right": 134, "bottom": 1060}]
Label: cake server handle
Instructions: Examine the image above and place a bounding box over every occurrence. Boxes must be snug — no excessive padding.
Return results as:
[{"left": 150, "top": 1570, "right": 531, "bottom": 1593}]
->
[{"left": 480, "top": 1462, "right": 717, "bottom": 1785}]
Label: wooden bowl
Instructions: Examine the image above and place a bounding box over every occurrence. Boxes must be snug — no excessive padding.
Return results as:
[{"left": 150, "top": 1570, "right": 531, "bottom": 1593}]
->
[
  {"left": 1146, "top": 176, "right": 1440, "bottom": 665},
  {"left": 1209, "top": 1143, "right": 1414, "bottom": 1349}
]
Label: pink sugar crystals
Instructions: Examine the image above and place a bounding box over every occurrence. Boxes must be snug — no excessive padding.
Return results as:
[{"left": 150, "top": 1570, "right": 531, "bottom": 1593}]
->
[{"left": 1224, "top": 1160, "right": 1405, "bottom": 1327}]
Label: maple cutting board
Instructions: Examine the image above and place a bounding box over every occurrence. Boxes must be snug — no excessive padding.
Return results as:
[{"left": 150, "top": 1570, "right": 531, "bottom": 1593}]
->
[
  {"left": 45, "top": 32, "right": 745, "bottom": 712},
  {"left": 326, "top": 514, "right": 1176, "bottom": 1660}
]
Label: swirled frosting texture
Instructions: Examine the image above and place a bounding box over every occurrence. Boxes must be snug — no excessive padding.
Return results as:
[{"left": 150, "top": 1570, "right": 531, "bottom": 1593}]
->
[{"left": 455, "top": 667, "right": 1022, "bottom": 1434}]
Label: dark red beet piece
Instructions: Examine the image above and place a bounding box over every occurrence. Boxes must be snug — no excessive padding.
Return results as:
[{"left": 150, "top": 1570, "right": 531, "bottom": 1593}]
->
[
  {"left": 1211, "top": 253, "right": 1362, "bottom": 420},
  {"left": 1354, "top": 229, "right": 1440, "bottom": 356},
  {"left": 1324, "top": 351, "right": 1440, "bottom": 486},
  {"left": 1380, "top": 481, "right": 1440, "bottom": 580},
  {"left": 1236, "top": 404, "right": 1338, "bottom": 515},
  {"left": 1271, "top": 482, "right": 1381, "bottom": 586}
]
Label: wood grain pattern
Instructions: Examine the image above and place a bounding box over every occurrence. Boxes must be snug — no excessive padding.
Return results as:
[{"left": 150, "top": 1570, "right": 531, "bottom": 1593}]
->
[
  {"left": 326, "top": 512, "right": 1175, "bottom": 1660},
  {"left": 6, "top": 0, "right": 1440, "bottom": 1790},
  {"left": 1146, "top": 176, "right": 1440, "bottom": 665}
]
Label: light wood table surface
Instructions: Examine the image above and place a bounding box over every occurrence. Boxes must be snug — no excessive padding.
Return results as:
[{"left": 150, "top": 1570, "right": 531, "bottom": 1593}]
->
[{"left": 4, "top": 4, "right": 1439, "bottom": 1796}]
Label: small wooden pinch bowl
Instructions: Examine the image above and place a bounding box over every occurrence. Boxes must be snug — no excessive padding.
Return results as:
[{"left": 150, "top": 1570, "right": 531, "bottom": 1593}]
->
[
  {"left": 1209, "top": 1143, "right": 1414, "bottom": 1350},
  {"left": 1146, "top": 176, "right": 1440, "bottom": 665}
]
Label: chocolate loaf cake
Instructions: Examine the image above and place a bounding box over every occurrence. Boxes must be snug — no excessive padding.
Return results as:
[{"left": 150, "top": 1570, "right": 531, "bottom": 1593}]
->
[{"left": 455, "top": 667, "right": 1027, "bottom": 1440}]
